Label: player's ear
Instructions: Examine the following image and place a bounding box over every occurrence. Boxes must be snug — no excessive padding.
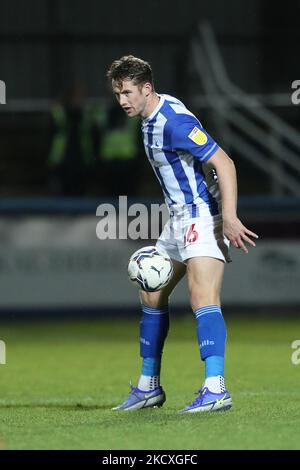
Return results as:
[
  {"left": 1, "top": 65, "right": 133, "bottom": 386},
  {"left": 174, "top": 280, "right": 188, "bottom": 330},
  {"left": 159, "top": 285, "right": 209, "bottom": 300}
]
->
[{"left": 143, "top": 82, "right": 153, "bottom": 96}]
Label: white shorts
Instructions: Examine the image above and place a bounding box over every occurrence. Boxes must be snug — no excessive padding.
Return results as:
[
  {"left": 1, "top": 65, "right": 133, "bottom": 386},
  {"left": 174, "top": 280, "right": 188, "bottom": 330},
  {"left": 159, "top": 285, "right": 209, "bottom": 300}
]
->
[{"left": 156, "top": 206, "right": 231, "bottom": 264}]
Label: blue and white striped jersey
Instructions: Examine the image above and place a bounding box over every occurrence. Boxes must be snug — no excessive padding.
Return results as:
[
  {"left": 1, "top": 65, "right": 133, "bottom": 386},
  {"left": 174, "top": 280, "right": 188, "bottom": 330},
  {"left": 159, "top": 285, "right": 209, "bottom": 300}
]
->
[{"left": 141, "top": 94, "right": 220, "bottom": 216}]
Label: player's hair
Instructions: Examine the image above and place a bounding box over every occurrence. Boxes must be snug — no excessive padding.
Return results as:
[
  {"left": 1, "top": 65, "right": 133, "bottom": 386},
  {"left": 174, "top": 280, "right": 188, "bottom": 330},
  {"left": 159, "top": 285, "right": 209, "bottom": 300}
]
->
[{"left": 106, "top": 55, "right": 154, "bottom": 90}]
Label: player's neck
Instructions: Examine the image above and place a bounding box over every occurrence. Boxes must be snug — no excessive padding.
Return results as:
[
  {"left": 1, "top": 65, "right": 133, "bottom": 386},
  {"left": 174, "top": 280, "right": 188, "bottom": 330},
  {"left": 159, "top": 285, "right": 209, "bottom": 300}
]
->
[{"left": 141, "top": 93, "right": 160, "bottom": 119}]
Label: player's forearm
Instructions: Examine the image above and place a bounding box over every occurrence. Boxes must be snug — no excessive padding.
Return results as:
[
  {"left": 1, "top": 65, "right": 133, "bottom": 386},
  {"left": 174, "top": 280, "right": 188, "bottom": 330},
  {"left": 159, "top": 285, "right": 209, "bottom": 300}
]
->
[
  {"left": 207, "top": 149, "right": 238, "bottom": 220},
  {"left": 217, "top": 157, "right": 238, "bottom": 220}
]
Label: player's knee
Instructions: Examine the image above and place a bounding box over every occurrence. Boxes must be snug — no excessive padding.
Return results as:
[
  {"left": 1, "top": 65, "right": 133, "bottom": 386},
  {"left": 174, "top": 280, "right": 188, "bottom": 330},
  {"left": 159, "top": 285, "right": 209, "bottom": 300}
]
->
[
  {"left": 140, "top": 290, "right": 169, "bottom": 309},
  {"left": 189, "top": 288, "right": 220, "bottom": 311}
]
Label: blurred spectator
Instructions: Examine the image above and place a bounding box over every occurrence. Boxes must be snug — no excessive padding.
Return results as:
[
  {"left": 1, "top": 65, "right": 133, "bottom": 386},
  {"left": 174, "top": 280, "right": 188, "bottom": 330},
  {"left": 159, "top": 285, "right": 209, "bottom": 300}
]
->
[
  {"left": 98, "top": 102, "right": 142, "bottom": 196},
  {"left": 47, "top": 81, "right": 105, "bottom": 196}
]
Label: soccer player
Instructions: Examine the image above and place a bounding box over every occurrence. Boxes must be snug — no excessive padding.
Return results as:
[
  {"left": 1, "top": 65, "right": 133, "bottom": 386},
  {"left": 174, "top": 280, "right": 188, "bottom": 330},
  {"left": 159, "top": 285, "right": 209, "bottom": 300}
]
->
[{"left": 107, "top": 55, "right": 258, "bottom": 412}]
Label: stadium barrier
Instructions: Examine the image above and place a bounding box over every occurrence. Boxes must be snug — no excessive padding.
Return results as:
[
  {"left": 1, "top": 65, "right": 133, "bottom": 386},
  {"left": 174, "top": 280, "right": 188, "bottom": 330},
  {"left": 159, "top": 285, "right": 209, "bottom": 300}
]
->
[{"left": 0, "top": 196, "right": 300, "bottom": 316}]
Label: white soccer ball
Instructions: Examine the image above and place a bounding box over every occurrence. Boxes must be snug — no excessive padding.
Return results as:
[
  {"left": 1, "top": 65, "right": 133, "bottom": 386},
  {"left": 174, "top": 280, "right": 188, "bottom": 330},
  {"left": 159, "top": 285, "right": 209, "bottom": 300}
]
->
[{"left": 128, "top": 246, "right": 173, "bottom": 292}]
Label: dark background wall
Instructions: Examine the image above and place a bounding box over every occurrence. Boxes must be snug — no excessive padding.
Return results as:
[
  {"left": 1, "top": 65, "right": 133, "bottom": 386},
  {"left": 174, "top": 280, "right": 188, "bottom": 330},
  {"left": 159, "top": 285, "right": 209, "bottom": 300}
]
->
[
  {"left": 1, "top": 0, "right": 293, "bottom": 100},
  {"left": 0, "top": 0, "right": 299, "bottom": 198}
]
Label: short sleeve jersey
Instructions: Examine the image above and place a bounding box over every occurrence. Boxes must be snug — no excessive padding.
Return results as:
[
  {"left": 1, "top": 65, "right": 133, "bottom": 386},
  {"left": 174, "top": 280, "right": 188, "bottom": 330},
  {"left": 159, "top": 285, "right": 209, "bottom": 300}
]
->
[{"left": 141, "top": 94, "right": 220, "bottom": 215}]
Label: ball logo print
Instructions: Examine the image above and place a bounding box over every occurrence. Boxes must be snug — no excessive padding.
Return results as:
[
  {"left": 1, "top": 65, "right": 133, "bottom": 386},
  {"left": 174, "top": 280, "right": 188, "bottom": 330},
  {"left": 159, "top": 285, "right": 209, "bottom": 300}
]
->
[{"left": 128, "top": 246, "right": 173, "bottom": 292}]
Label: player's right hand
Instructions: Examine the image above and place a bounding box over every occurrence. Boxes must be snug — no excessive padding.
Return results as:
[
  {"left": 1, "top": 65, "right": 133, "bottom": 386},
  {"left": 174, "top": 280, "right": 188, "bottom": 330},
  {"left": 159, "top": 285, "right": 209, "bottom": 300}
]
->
[{"left": 223, "top": 217, "right": 259, "bottom": 254}]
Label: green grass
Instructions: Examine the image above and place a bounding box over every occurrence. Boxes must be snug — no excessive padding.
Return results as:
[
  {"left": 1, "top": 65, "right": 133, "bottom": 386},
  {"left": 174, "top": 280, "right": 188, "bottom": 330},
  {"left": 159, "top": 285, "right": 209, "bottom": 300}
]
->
[{"left": 0, "top": 315, "right": 299, "bottom": 450}]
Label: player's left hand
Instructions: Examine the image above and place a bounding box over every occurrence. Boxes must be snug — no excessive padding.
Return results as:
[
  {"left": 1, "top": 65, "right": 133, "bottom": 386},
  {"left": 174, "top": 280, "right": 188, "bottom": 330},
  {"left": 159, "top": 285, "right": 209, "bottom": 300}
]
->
[{"left": 223, "top": 217, "right": 259, "bottom": 254}]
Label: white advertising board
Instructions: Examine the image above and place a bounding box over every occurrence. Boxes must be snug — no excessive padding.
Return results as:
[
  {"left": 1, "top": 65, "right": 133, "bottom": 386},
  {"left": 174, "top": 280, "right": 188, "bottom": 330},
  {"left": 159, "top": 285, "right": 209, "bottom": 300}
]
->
[{"left": 0, "top": 217, "right": 299, "bottom": 309}]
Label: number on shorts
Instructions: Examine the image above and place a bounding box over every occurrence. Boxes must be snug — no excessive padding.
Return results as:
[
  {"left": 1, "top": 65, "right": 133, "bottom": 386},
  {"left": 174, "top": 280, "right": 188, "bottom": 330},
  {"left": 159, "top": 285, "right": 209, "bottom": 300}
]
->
[{"left": 184, "top": 223, "right": 199, "bottom": 245}]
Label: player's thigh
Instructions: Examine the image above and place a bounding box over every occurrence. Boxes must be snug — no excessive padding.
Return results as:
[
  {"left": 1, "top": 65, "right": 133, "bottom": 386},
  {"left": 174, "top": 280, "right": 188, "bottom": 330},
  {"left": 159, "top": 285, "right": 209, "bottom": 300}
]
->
[
  {"left": 186, "top": 256, "right": 225, "bottom": 309},
  {"left": 140, "top": 259, "right": 186, "bottom": 308}
]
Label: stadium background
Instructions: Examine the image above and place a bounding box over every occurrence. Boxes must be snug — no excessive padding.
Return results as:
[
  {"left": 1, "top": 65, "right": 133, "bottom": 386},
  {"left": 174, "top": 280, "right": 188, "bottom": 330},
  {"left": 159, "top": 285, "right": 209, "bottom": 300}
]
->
[{"left": 0, "top": 0, "right": 300, "bottom": 451}]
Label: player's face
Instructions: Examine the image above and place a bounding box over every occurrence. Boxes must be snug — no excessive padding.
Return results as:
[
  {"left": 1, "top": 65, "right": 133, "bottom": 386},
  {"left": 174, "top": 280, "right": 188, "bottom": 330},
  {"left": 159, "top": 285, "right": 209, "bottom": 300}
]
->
[{"left": 112, "top": 80, "right": 150, "bottom": 118}]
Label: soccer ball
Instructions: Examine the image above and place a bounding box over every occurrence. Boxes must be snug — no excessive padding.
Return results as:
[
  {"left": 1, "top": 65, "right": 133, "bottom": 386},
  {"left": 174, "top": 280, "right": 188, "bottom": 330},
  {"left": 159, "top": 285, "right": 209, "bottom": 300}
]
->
[{"left": 128, "top": 246, "right": 173, "bottom": 292}]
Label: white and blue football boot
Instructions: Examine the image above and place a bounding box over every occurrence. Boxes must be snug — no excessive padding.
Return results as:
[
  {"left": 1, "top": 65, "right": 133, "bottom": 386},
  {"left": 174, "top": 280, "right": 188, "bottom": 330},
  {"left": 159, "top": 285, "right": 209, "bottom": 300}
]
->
[
  {"left": 179, "top": 387, "right": 232, "bottom": 413},
  {"left": 112, "top": 384, "right": 166, "bottom": 411}
]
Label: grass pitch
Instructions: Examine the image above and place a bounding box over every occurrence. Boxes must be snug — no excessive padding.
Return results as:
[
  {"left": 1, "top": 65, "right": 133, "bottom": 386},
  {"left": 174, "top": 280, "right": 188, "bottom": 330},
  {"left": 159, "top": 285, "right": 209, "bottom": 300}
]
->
[{"left": 0, "top": 314, "right": 299, "bottom": 450}]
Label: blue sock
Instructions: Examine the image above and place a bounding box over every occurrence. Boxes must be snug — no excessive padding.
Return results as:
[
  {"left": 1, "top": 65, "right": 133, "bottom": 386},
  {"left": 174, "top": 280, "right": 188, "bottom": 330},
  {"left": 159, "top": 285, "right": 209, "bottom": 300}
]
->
[
  {"left": 142, "top": 357, "right": 161, "bottom": 376},
  {"left": 194, "top": 305, "right": 226, "bottom": 376},
  {"left": 140, "top": 304, "right": 169, "bottom": 376},
  {"left": 205, "top": 355, "right": 224, "bottom": 378}
]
